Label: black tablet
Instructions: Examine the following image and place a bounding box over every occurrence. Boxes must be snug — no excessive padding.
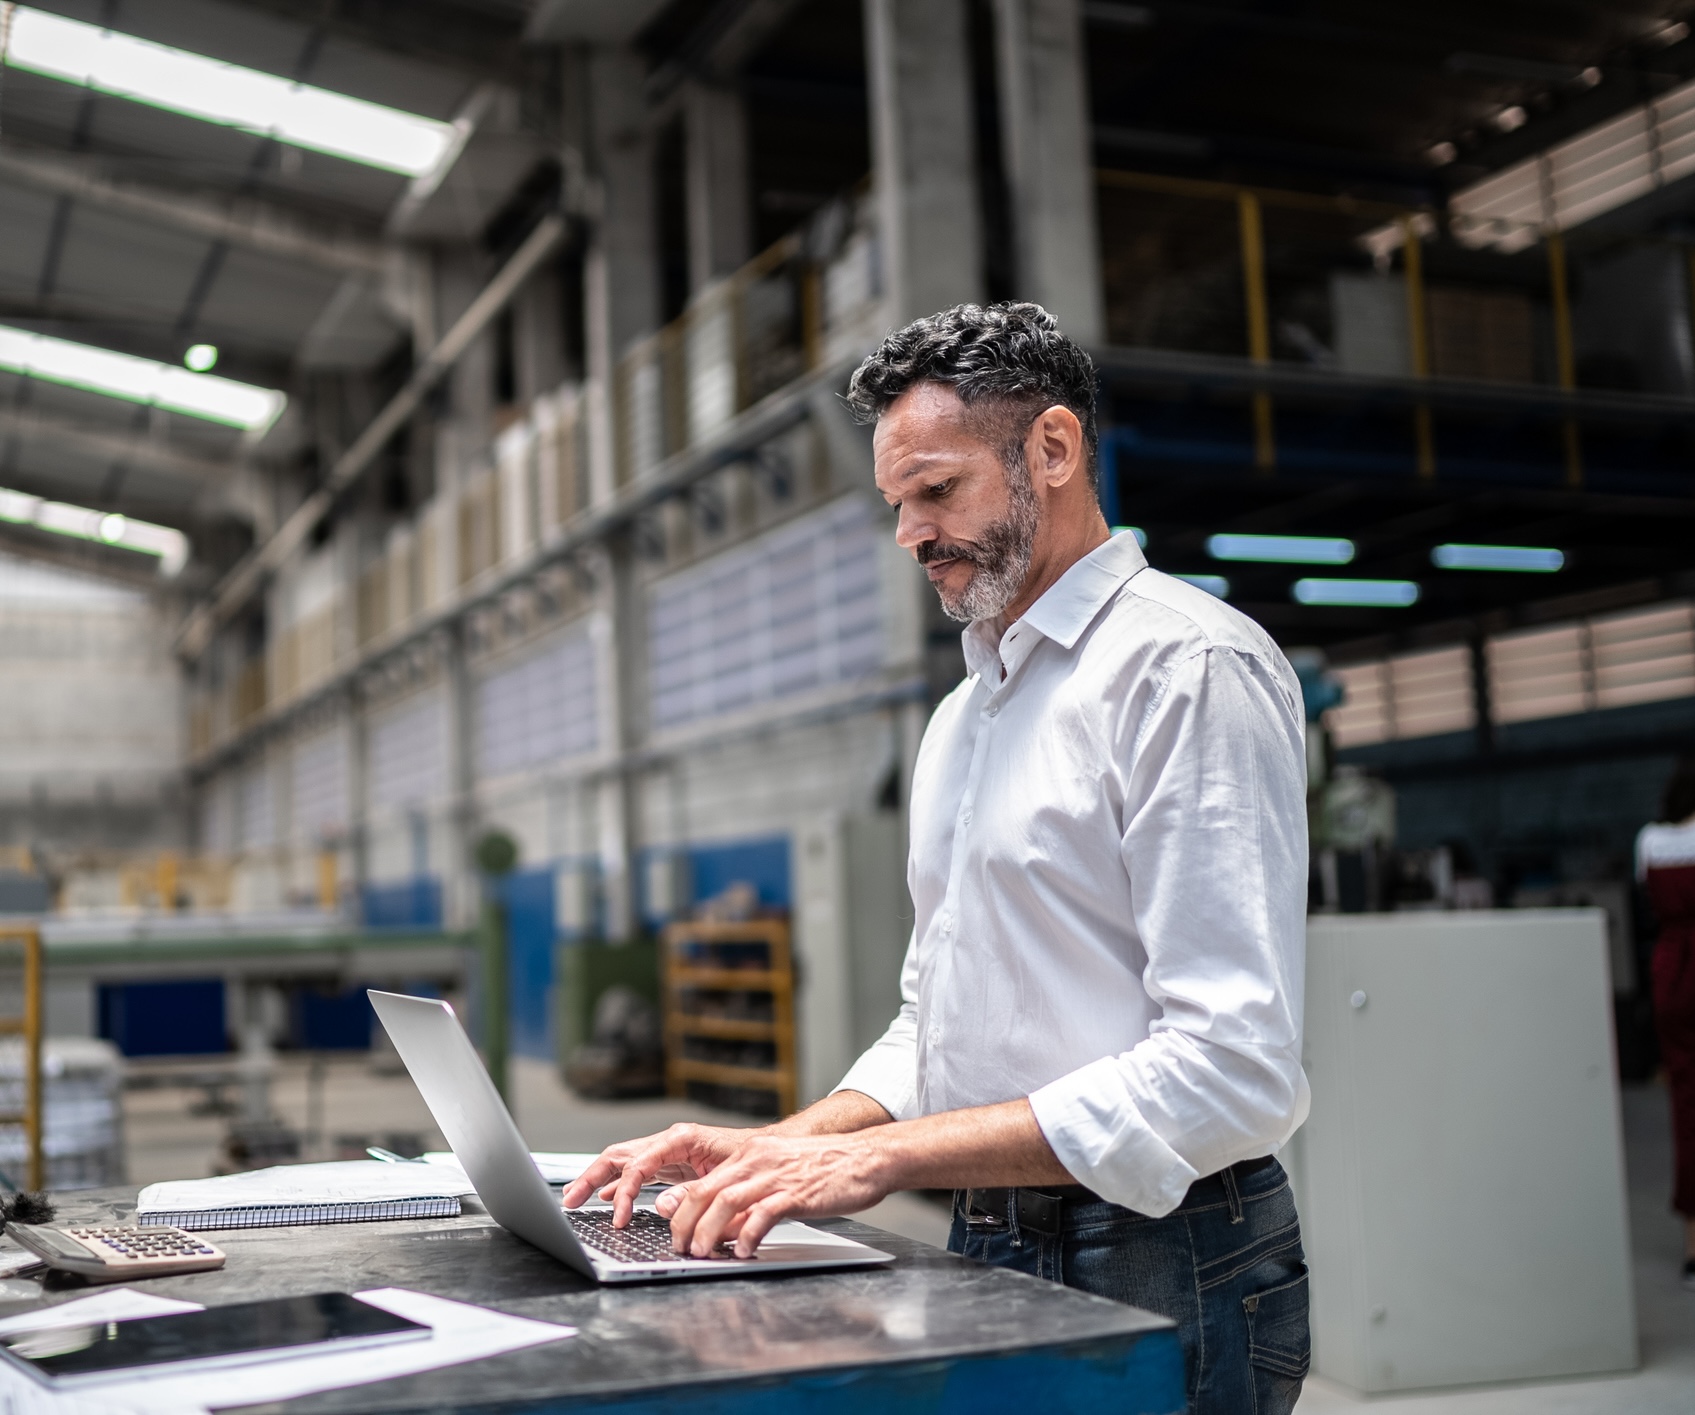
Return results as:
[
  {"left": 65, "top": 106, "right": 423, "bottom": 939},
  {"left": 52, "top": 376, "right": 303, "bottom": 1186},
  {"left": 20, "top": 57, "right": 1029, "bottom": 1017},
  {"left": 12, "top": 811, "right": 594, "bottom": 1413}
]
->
[{"left": 0, "top": 1291, "right": 429, "bottom": 1387}]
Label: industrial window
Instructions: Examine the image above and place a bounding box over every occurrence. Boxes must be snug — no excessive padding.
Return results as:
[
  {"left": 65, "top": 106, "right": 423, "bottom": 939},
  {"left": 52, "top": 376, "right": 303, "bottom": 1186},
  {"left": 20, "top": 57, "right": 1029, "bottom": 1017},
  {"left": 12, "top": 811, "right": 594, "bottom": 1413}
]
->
[
  {"left": 475, "top": 624, "right": 600, "bottom": 779},
  {"left": 369, "top": 693, "right": 446, "bottom": 811},
  {"left": 292, "top": 729, "right": 350, "bottom": 842},
  {"left": 648, "top": 497, "right": 884, "bottom": 732},
  {"left": 1327, "top": 646, "right": 1476, "bottom": 749},
  {"left": 1488, "top": 601, "right": 1695, "bottom": 724}
]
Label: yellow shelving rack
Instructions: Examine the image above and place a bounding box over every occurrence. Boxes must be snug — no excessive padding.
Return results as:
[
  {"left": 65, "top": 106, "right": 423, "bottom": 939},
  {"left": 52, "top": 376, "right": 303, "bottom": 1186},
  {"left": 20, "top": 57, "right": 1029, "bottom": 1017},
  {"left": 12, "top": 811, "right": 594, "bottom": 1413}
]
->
[
  {"left": 0, "top": 925, "right": 44, "bottom": 1190},
  {"left": 661, "top": 917, "right": 796, "bottom": 1117}
]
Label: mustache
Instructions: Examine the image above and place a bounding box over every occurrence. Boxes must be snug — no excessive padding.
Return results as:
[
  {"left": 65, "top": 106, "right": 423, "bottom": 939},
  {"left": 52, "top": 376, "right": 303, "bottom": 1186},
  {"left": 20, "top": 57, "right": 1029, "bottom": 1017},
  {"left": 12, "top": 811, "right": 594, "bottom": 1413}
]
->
[{"left": 915, "top": 538, "right": 990, "bottom": 566}]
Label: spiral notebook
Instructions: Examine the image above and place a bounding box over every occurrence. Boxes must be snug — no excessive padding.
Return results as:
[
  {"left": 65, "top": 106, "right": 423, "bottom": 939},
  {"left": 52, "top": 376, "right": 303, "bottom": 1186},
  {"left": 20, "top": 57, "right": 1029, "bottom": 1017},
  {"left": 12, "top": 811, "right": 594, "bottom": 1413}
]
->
[{"left": 137, "top": 1161, "right": 475, "bottom": 1231}]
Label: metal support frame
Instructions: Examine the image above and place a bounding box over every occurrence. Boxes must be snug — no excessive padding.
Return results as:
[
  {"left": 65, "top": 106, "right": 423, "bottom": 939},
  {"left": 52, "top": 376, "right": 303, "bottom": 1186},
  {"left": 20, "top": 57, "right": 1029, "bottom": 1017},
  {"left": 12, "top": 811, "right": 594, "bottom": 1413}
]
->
[
  {"left": 1546, "top": 230, "right": 1583, "bottom": 490},
  {"left": 1400, "top": 215, "right": 1436, "bottom": 481},
  {"left": 1237, "top": 190, "right": 1276, "bottom": 474},
  {"left": 0, "top": 926, "right": 44, "bottom": 1192},
  {"left": 0, "top": 146, "right": 386, "bottom": 277}
]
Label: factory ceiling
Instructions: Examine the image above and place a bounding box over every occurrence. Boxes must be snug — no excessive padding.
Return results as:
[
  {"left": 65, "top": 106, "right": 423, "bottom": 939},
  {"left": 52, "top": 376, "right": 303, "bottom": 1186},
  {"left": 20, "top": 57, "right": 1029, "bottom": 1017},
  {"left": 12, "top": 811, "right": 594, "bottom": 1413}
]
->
[
  {"left": 0, "top": 0, "right": 537, "bottom": 582},
  {"left": 0, "top": 0, "right": 1692, "bottom": 605}
]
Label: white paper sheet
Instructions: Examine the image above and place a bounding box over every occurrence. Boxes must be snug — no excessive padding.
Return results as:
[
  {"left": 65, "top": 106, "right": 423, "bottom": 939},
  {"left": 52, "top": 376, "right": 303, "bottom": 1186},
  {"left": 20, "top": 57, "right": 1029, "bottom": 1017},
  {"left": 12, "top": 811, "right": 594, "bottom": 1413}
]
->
[
  {"left": 0, "top": 1287, "right": 575, "bottom": 1415},
  {"left": 138, "top": 1160, "right": 475, "bottom": 1217},
  {"left": 420, "top": 1151, "right": 602, "bottom": 1185}
]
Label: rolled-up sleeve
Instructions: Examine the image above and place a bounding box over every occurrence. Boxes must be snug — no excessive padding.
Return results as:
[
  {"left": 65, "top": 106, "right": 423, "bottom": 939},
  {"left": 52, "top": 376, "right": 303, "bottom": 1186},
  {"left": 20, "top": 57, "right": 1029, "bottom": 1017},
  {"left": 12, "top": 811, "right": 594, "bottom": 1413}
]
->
[
  {"left": 1027, "top": 645, "right": 1311, "bottom": 1217},
  {"left": 832, "top": 929, "right": 922, "bottom": 1121}
]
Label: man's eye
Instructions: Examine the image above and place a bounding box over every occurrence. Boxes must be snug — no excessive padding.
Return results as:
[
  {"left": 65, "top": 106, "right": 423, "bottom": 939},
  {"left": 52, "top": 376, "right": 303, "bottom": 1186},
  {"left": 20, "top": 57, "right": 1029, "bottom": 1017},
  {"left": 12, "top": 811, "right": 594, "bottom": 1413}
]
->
[{"left": 928, "top": 480, "right": 954, "bottom": 498}]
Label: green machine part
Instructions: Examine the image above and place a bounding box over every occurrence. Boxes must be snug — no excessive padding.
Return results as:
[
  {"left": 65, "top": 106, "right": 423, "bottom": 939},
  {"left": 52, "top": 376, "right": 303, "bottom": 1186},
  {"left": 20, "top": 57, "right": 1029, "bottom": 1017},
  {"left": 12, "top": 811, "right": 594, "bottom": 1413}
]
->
[{"left": 555, "top": 935, "right": 661, "bottom": 1070}]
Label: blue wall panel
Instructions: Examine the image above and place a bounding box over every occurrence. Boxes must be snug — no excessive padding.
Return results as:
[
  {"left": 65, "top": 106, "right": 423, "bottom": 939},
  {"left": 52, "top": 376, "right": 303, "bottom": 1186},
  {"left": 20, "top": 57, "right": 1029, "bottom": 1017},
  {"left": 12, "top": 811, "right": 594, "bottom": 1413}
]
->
[
  {"left": 98, "top": 979, "right": 226, "bottom": 1056},
  {"left": 496, "top": 865, "right": 558, "bottom": 1060},
  {"left": 686, "top": 836, "right": 792, "bottom": 911},
  {"left": 362, "top": 876, "right": 442, "bottom": 929}
]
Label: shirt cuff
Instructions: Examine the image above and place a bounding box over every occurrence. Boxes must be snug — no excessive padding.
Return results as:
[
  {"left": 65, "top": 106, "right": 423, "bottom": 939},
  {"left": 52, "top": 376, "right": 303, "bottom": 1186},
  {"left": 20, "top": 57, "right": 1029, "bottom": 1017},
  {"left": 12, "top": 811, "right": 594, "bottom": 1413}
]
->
[
  {"left": 833, "top": 1046, "right": 920, "bottom": 1123},
  {"left": 1028, "top": 1058, "right": 1201, "bottom": 1218}
]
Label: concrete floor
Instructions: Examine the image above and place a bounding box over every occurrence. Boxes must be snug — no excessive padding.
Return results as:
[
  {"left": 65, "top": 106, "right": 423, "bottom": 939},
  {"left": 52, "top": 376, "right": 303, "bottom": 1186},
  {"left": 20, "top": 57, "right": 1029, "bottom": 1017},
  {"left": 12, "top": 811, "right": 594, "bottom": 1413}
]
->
[{"left": 120, "top": 1057, "right": 1687, "bottom": 1407}]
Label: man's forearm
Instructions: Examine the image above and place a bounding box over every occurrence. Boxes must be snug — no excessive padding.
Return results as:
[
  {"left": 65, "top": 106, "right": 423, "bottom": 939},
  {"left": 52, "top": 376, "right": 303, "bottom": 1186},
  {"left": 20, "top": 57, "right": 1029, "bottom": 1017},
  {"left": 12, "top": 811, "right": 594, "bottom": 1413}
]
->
[
  {"left": 765, "top": 1089, "right": 894, "bottom": 1138},
  {"left": 862, "top": 1098, "right": 1076, "bottom": 1191}
]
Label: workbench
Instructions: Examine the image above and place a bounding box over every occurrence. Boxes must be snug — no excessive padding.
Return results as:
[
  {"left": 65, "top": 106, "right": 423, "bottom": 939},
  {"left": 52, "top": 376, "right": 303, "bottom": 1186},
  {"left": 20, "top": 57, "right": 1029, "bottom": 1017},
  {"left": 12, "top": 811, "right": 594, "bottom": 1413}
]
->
[{"left": 0, "top": 1187, "right": 1186, "bottom": 1414}]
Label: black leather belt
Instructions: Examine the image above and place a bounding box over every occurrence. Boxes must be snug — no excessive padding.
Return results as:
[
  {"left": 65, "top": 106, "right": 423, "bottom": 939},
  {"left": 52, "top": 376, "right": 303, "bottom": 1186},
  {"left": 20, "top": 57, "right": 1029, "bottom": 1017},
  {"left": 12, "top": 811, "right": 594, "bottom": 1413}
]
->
[{"left": 965, "top": 1157, "right": 1276, "bottom": 1237}]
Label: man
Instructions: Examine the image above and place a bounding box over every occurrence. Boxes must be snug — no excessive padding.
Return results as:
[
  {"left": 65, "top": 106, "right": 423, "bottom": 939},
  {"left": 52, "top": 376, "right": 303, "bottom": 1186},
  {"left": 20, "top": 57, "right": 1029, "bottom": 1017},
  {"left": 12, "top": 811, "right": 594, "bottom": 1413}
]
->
[{"left": 565, "top": 303, "right": 1311, "bottom": 1415}]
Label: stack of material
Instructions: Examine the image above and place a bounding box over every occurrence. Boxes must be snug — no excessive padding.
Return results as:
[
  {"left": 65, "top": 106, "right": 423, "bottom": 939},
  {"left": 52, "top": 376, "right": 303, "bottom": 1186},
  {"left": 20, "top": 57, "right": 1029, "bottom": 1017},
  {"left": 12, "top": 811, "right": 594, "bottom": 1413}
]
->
[{"left": 0, "top": 1038, "right": 124, "bottom": 1189}]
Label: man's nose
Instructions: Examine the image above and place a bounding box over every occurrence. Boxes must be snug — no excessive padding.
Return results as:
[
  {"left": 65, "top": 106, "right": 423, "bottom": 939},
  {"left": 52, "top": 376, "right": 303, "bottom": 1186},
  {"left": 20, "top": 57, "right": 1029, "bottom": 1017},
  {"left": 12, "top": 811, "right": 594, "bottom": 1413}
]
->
[{"left": 893, "top": 504, "right": 935, "bottom": 552}]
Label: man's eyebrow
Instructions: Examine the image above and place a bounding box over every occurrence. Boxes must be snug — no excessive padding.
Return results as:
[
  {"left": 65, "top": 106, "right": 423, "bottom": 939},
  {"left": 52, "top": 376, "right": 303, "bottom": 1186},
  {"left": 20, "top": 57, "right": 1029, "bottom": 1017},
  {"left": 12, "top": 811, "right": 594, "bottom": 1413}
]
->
[{"left": 884, "top": 453, "right": 961, "bottom": 484}]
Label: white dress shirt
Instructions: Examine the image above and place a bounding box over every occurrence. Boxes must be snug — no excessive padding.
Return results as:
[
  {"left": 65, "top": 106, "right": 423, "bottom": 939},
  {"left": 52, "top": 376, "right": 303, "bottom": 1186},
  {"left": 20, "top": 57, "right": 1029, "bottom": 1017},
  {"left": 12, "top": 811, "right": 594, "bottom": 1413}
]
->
[{"left": 835, "top": 531, "right": 1311, "bottom": 1218}]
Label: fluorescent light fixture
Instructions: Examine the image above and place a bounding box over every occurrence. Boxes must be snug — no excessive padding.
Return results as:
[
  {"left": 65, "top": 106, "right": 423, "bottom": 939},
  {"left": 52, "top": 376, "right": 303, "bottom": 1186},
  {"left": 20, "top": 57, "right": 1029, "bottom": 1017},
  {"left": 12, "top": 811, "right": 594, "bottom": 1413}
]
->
[
  {"left": 1292, "top": 578, "right": 1420, "bottom": 608},
  {"left": 0, "top": 486, "right": 188, "bottom": 575},
  {"left": 3, "top": 7, "right": 455, "bottom": 176},
  {"left": 1432, "top": 543, "right": 1564, "bottom": 573},
  {"left": 1174, "top": 573, "right": 1230, "bottom": 598},
  {"left": 0, "top": 323, "right": 285, "bottom": 431},
  {"left": 1207, "top": 533, "right": 1355, "bottom": 565},
  {"left": 1112, "top": 525, "right": 1148, "bottom": 548},
  {"left": 184, "top": 343, "right": 218, "bottom": 373}
]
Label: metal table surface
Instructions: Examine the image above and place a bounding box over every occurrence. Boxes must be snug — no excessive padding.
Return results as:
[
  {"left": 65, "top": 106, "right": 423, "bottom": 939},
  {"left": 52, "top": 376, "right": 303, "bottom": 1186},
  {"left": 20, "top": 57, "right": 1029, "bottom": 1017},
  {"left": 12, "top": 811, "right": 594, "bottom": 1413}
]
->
[{"left": 0, "top": 1187, "right": 1186, "bottom": 1415}]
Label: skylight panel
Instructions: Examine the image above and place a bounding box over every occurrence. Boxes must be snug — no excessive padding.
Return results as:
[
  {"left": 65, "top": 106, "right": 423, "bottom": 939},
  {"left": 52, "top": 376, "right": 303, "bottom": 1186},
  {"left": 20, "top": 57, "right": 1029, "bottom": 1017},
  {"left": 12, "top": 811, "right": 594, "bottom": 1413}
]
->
[
  {"left": 0, "top": 324, "right": 285, "bottom": 432},
  {"left": 0, "top": 487, "right": 188, "bottom": 575},
  {"left": 2, "top": 6, "right": 455, "bottom": 177}
]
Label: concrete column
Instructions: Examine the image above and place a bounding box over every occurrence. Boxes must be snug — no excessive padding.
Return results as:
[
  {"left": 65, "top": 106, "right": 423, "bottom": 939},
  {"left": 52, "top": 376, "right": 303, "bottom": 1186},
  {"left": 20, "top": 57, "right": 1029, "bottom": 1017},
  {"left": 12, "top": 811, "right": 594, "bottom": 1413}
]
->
[
  {"left": 589, "top": 539, "right": 641, "bottom": 939},
  {"left": 992, "top": 0, "right": 1104, "bottom": 342},
  {"left": 683, "top": 82, "right": 752, "bottom": 294},
  {"left": 581, "top": 47, "right": 661, "bottom": 505},
  {"left": 443, "top": 624, "right": 477, "bottom": 929},
  {"left": 864, "top": 0, "right": 985, "bottom": 323},
  {"left": 348, "top": 692, "right": 371, "bottom": 903}
]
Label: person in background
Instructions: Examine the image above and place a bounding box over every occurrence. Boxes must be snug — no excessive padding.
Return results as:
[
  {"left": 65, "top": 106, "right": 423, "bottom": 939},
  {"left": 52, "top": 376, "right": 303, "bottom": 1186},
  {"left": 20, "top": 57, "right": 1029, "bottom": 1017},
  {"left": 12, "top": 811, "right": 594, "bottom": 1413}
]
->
[{"left": 1637, "top": 753, "right": 1695, "bottom": 1290}]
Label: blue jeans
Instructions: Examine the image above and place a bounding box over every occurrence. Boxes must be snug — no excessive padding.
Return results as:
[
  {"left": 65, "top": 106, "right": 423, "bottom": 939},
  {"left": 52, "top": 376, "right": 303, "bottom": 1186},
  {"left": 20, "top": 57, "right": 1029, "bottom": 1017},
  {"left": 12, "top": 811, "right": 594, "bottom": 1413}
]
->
[{"left": 949, "top": 1160, "right": 1309, "bottom": 1415}]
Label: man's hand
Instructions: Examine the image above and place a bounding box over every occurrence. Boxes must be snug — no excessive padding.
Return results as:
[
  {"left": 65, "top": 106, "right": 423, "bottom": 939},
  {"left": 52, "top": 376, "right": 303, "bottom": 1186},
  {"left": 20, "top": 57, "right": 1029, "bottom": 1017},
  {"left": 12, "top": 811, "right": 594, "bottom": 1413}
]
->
[
  {"left": 657, "top": 1131, "right": 892, "bottom": 1258},
  {"left": 654, "top": 1098, "right": 1074, "bottom": 1257},
  {"left": 561, "top": 1091, "right": 896, "bottom": 1229},
  {"left": 561, "top": 1123, "right": 758, "bottom": 1227}
]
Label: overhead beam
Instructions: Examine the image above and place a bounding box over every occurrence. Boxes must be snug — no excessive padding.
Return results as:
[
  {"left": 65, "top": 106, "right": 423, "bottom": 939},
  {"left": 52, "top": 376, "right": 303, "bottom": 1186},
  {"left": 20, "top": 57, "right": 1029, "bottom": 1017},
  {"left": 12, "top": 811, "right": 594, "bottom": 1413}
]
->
[
  {"left": 0, "top": 407, "right": 235, "bottom": 490},
  {"left": 176, "top": 211, "right": 570, "bottom": 660},
  {"left": 0, "top": 146, "right": 387, "bottom": 277}
]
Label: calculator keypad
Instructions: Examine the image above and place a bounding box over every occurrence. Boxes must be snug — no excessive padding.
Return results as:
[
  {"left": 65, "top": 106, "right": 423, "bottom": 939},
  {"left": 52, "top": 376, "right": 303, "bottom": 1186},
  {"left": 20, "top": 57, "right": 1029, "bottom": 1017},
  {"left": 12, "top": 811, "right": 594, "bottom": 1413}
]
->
[{"left": 60, "top": 1226, "right": 225, "bottom": 1275}]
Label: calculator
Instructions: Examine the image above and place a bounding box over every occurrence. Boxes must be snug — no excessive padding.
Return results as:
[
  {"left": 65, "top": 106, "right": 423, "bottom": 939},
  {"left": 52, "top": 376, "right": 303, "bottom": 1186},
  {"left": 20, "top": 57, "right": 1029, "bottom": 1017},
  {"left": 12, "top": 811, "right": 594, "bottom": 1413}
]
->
[{"left": 7, "top": 1224, "right": 226, "bottom": 1283}]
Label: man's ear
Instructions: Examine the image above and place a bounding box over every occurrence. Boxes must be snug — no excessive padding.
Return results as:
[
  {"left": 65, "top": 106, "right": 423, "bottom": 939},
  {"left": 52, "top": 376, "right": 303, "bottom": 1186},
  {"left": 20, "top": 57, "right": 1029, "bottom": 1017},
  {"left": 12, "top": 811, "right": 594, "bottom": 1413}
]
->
[{"left": 1027, "top": 406, "right": 1085, "bottom": 489}]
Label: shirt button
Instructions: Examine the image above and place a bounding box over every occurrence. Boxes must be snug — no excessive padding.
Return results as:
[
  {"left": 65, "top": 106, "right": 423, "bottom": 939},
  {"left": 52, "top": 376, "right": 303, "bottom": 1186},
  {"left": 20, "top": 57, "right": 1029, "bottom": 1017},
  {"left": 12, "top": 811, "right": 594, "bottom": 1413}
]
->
[
  {"left": 941, "top": 917, "right": 954, "bottom": 934},
  {"left": 986, "top": 705, "right": 999, "bottom": 718},
  {"left": 928, "top": 1028, "right": 941, "bottom": 1045},
  {"left": 961, "top": 811, "right": 972, "bottom": 826}
]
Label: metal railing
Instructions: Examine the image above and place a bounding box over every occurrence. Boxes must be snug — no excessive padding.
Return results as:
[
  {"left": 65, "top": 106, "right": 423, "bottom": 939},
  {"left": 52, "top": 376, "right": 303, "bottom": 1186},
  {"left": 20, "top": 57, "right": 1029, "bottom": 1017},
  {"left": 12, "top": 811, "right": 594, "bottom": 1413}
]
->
[{"left": 1094, "top": 168, "right": 1595, "bottom": 485}]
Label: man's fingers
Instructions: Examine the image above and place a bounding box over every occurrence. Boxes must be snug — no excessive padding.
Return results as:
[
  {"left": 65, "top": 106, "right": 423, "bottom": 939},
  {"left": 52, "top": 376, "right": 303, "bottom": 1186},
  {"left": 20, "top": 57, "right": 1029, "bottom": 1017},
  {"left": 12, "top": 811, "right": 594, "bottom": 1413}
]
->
[
  {"left": 689, "top": 1177, "right": 774, "bottom": 1256},
  {"left": 563, "top": 1154, "right": 626, "bottom": 1209},
  {"left": 654, "top": 1183, "right": 690, "bottom": 1217},
  {"left": 733, "top": 1197, "right": 789, "bottom": 1258}
]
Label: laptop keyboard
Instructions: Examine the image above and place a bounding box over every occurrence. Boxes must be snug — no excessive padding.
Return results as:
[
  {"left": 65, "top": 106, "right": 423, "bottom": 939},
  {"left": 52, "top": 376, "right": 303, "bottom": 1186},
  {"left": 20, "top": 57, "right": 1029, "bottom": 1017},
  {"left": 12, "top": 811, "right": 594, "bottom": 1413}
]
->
[{"left": 569, "top": 1208, "right": 738, "bottom": 1263}]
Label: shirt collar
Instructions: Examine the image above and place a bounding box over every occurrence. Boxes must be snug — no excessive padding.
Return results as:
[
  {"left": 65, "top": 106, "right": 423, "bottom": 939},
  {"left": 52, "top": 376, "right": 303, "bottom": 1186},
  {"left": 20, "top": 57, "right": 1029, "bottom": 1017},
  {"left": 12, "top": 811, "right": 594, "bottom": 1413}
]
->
[{"left": 962, "top": 530, "right": 1148, "bottom": 679}]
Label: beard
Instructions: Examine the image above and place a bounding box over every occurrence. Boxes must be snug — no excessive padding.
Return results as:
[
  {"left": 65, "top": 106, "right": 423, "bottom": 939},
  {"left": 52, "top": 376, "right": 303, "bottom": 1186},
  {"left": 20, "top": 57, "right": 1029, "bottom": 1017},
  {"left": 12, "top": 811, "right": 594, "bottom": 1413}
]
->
[{"left": 915, "top": 454, "right": 1041, "bottom": 623}]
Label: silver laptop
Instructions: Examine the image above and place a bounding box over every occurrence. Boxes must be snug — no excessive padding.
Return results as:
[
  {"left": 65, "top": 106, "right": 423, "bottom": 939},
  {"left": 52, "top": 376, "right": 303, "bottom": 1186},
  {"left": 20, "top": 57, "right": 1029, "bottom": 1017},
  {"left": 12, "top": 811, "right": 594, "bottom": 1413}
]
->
[{"left": 368, "top": 990, "right": 895, "bottom": 1283}]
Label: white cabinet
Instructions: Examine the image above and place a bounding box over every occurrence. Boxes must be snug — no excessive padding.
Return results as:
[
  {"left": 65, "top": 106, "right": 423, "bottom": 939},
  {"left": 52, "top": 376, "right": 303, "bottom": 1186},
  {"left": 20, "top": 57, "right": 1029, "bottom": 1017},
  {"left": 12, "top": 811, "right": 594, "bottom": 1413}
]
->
[{"left": 1289, "top": 910, "right": 1637, "bottom": 1393}]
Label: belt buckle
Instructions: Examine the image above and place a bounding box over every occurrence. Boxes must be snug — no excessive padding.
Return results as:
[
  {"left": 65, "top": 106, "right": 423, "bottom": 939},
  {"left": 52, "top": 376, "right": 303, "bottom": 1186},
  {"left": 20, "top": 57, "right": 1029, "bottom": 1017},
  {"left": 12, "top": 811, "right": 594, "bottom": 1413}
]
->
[{"left": 963, "top": 1190, "right": 1007, "bottom": 1230}]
